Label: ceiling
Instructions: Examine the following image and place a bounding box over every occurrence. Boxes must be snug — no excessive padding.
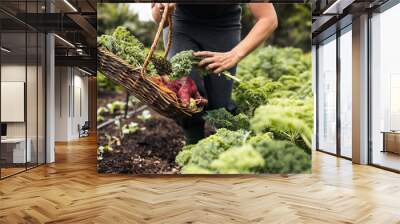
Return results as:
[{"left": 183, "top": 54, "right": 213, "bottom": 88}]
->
[
  {"left": 312, "top": 0, "right": 390, "bottom": 43},
  {"left": 0, "top": 0, "right": 97, "bottom": 74}
]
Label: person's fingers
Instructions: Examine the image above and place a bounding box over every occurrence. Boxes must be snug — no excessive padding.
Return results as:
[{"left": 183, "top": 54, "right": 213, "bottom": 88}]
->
[
  {"left": 194, "top": 51, "right": 214, "bottom": 57},
  {"left": 216, "top": 61, "right": 235, "bottom": 74},
  {"left": 207, "top": 63, "right": 220, "bottom": 71},
  {"left": 198, "top": 57, "right": 216, "bottom": 66},
  {"left": 214, "top": 67, "right": 224, "bottom": 74}
]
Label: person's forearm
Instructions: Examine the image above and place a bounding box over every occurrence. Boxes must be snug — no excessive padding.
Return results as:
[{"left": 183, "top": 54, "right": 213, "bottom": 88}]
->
[{"left": 232, "top": 7, "right": 278, "bottom": 59}]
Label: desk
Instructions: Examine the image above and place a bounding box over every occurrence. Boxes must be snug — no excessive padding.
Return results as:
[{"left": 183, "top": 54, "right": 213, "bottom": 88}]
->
[
  {"left": 382, "top": 131, "right": 400, "bottom": 154},
  {"left": 1, "top": 138, "right": 31, "bottom": 163}
]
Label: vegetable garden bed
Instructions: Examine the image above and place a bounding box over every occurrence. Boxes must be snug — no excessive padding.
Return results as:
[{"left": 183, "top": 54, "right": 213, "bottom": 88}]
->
[
  {"left": 97, "top": 27, "right": 313, "bottom": 174},
  {"left": 97, "top": 88, "right": 182, "bottom": 174},
  {"left": 98, "top": 111, "right": 184, "bottom": 174}
]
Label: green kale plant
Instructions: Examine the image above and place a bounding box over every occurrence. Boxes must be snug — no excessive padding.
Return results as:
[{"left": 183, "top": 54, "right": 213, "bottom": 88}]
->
[
  {"left": 252, "top": 140, "right": 311, "bottom": 173},
  {"left": 232, "top": 76, "right": 280, "bottom": 115},
  {"left": 250, "top": 99, "right": 313, "bottom": 153},
  {"left": 170, "top": 50, "right": 198, "bottom": 80},
  {"left": 98, "top": 26, "right": 157, "bottom": 75},
  {"left": 236, "top": 46, "right": 311, "bottom": 81},
  {"left": 170, "top": 50, "right": 240, "bottom": 81},
  {"left": 210, "top": 144, "right": 265, "bottom": 174},
  {"left": 203, "top": 108, "right": 250, "bottom": 131},
  {"left": 175, "top": 145, "right": 194, "bottom": 166},
  {"left": 247, "top": 132, "right": 273, "bottom": 145},
  {"left": 177, "top": 128, "right": 250, "bottom": 172}
]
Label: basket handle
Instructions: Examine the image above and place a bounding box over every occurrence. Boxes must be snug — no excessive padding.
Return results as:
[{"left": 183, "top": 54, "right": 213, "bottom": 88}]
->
[{"left": 141, "top": 6, "right": 173, "bottom": 77}]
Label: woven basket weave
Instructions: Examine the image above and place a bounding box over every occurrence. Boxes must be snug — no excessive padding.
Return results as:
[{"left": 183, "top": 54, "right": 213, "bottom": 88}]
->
[{"left": 97, "top": 7, "right": 204, "bottom": 119}]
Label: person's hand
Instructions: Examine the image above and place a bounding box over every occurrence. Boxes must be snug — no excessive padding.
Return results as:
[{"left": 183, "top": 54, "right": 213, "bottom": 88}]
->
[
  {"left": 155, "top": 3, "right": 176, "bottom": 15},
  {"left": 194, "top": 50, "right": 244, "bottom": 74}
]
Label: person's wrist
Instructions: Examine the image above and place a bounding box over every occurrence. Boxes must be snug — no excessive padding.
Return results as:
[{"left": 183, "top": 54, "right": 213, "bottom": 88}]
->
[{"left": 231, "top": 49, "right": 245, "bottom": 63}]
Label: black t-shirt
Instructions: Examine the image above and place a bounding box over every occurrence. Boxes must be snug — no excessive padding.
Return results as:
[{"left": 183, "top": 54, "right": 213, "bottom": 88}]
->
[{"left": 173, "top": 4, "right": 242, "bottom": 30}]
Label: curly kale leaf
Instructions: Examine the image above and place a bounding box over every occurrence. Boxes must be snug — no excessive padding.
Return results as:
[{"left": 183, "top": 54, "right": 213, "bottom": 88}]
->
[
  {"left": 271, "top": 70, "right": 312, "bottom": 100},
  {"left": 176, "top": 128, "right": 250, "bottom": 172},
  {"left": 203, "top": 108, "right": 250, "bottom": 131},
  {"left": 247, "top": 132, "right": 273, "bottom": 145},
  {"left": 98, "top": 26, "right": 156, "bottom": 76},
  {"left": 210, "top": 144, "right": 265, "bottom": 174},
  {"left": 175, "top": 145, "right": 194, "bottom": 167},
  {"left": 180, "top": 164, "right": 213, "bottom": 174},
  {"left": 252, "top": 140, "right": 311, "bottom": 173},
  {"left": 170, "top": 50, "right": 198, "bottom": 80},
  {"left": 250, "top": 99, "right": 313, "bottom": 153},
  {"left": 232, "top": 76, "right": 280, "bottom": 115},
  {"left": 150, "top": 54, "right": 172, "bottom": 75},
  {"left": 170, "top": 50, "right": 239, "bottom": 81},
  {"left": 237, "top": 46, "right": 311, "bottom": 81}
]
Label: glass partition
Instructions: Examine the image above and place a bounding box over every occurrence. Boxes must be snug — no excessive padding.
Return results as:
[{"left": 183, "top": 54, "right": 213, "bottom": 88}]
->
[
  {"left": 370, "top": 3, "right": 400, "bottom": 171},
  {"left": 339, "top": 26, "right": 352, "bottom": 158},
  {"left": 317, "top": 35, "right": 337, "bottom": 154},
  {"left": 0, "top": 1, "right": 46, "bottom": 179},
  {"left": 0, "top": 31, "right": 28, "bottom": 177}
]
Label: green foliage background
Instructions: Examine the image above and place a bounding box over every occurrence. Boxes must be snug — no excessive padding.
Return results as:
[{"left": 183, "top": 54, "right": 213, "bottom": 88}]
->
[
  {"left": 97, "top": 3, "right": 158, "bottom": 47},
  {"left": 98, "top": 3, "right": 311, "bottom": 52},
  {"left": 97, "top": 3, "right": 311, "bottom": 93},
  {"left": 241, "top": 4, "right": 311, "bottom": 52}
]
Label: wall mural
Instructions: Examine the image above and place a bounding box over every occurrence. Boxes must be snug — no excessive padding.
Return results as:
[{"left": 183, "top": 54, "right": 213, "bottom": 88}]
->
[{"left": 96, "top": 3, "right": 312, "bottom": 174}]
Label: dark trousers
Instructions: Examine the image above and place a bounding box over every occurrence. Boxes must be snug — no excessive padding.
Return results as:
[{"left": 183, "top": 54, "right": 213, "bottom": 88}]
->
[{"left": 164, "top": 22, "right": 241, "bottom": 144}]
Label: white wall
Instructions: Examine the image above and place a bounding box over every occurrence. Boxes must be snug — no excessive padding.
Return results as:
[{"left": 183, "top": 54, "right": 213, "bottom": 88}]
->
[
  {"left": 1, "top": 64, "right": 28, "bottom": 138},
  {"left": 54, "top": 67, "right": 89, "bottom": 141},
  {"left": 72, "top": 73, "right": 89, "bottom": 138},
  {"left": 1, "top": 63, "right": 46, "bottom": 164},
  {"left": 55, "top": 66, "right": 69, "bottom": 141}
]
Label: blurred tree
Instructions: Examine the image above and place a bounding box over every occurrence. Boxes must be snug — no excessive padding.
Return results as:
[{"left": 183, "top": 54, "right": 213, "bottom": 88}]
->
[
  {"left": 98, "top": 3, "right": 310, "bottom": 52},
  {"left": 97, "top": 3, "right": 158, "bottom": 47},
  {"left": 241, "top": 3, "right": 311, "bottom": 52}
]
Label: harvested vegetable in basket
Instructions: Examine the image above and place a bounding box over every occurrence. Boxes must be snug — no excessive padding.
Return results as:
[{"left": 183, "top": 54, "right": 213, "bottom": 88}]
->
[
  {"left": 98, "top": 27, "right": 156, "bottom": 75},
  {"left": 150, "top": 76, "right": 207, "bottom": 107},
  {"left": 170, "top": 50, "right": 241, "bottom": 82}
]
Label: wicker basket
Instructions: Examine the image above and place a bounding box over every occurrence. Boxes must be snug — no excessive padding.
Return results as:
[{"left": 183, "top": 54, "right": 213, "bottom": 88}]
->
[{"left": 97, "top": 7, "right": 205, "bottom": 119}]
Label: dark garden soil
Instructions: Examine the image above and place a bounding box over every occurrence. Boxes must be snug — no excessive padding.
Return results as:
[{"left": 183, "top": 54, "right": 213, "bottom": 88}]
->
[
  {"left": 98, "top": 90, "right": 133, "bottom": 121},
  {"left": 97, "top": 89, "right": 217, "bottom": 174},
  {"left": 98, "top": 90, "right": 126, "bottom": 108},
  {"left": 97, "top": 111, "right": 185, "bottom": 174}
]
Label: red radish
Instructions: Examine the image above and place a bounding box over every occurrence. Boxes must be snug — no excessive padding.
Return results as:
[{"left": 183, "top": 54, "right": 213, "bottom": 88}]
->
[
  {"left": 185, "top": 77, "right": 198, "bottom": 96},
  {"left": 178, "top": 85, "right": 191, "bottom": 105},
  {"left": 154, "top": 74, "right": 207, "bottom": 109},
  {"left": 165, "top": 80, "right": 181, "bottom": 93}
]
